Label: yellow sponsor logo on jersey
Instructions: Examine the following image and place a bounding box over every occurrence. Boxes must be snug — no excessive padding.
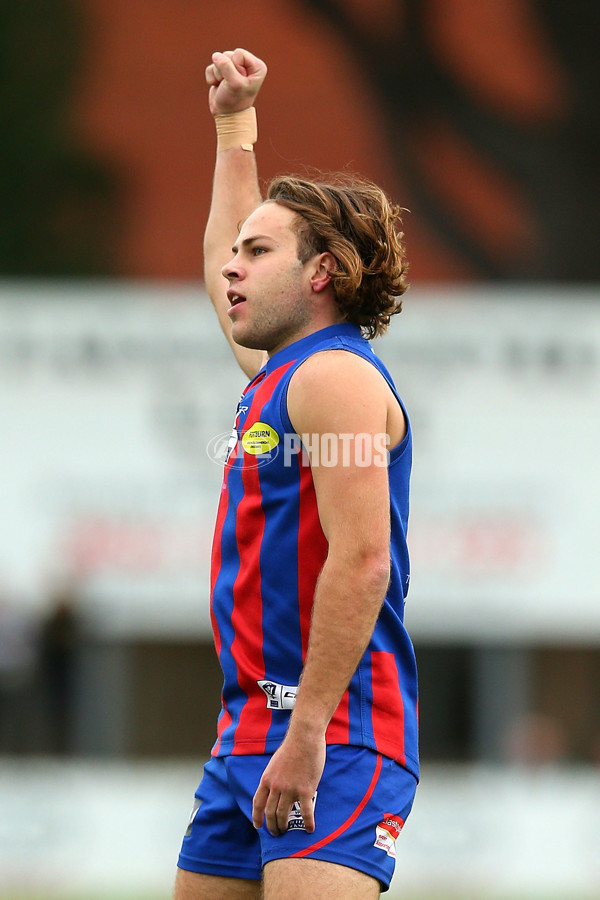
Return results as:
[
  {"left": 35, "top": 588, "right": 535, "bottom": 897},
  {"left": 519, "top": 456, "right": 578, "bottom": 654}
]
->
[{"left": 241, "top": 422, "right": 280, "bottom": 455}]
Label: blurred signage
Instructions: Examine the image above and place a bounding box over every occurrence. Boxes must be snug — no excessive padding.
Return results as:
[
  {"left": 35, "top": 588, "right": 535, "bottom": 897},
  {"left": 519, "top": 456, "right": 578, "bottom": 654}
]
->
[
  {"left": 1, "top": 283, "right": 598, "bottom": 640},
  {"left": 380, "top": 287, "right": 600, "bottom": 641}
]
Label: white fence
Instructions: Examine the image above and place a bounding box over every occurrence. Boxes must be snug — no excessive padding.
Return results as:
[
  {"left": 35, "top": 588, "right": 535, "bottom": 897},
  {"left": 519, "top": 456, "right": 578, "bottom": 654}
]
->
[{"left": 1, "top": 760, "right": 599, "bottom": 899}]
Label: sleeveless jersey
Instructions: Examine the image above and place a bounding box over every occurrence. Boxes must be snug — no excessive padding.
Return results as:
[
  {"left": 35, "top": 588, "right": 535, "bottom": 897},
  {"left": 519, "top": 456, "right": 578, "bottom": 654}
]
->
[{"left": 209, "top": 323, "right": 419, "bottom": 779}]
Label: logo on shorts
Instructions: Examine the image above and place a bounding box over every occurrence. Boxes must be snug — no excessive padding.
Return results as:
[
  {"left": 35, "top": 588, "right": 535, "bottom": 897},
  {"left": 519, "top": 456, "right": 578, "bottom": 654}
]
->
[
  {"left": 257, "top": 679, "right": 297, "bottom": 709},
  {"left": 184, "top": 797, "right": 202, "bottom": 837},
  {"left": 373, "top": 812, "right": 404, "bottom": 858},
  {"left": 286, "top": 793, "right": 318, "bottom": 831}
]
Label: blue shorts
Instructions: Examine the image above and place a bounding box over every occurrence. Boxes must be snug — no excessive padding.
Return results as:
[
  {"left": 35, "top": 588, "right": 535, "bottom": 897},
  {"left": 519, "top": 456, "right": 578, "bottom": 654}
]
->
[{"left": 177, "top": 745, "right": 417, "bottom": 892}]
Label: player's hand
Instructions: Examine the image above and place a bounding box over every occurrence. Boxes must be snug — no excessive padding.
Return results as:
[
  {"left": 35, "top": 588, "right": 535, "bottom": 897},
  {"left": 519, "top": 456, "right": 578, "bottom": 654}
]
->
[
  {"left": 205, "top": 48, "right": 267, "bottom": 117},
  {"left": 252, "top": 730, "right": 326, "bottom": 836}
]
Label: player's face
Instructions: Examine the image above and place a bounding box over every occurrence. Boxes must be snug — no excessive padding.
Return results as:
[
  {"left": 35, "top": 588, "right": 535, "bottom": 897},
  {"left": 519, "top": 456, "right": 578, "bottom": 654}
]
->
[{"left": 221, "top": 202, "right": 317, "bottom": 355}]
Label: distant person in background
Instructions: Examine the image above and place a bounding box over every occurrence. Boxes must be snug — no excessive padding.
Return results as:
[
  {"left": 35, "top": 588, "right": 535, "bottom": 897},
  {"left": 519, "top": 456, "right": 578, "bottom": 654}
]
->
[
  {"left": 174, "top": 49, "right": 419, "bottom": 899},
  {"left": 0, "top": 594, "right": 37, "bottom": 752},
  {"left": 39, "top": 583, "right": 80, "bottom": 754}
]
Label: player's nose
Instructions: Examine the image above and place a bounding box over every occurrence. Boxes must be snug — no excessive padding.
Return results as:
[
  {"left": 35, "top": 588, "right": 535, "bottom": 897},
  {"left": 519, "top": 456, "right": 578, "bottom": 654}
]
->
[{"left": 221, "top": 257, "right": 243, "bottom": 281}]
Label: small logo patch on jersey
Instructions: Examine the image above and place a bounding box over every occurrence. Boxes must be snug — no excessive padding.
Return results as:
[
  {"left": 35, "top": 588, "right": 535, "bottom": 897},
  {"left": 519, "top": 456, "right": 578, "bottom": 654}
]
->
[
  {"left": 241, "top": 421, "right": 280, "bottom": 455},
  {"left": 374, "top": 813, "right": 404, "bottom": 858},
  {"left": 257, "top": 679, "right": 297, "bottom": 709},
  {"left": 287, "top": 793, "right": 317, "bottom": 831}
]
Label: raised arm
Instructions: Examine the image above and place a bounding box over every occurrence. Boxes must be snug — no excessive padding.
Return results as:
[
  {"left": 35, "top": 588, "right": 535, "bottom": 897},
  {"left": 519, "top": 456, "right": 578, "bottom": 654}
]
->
[{"left": 204, "top": 49, "right": 268, "bottom": 379}]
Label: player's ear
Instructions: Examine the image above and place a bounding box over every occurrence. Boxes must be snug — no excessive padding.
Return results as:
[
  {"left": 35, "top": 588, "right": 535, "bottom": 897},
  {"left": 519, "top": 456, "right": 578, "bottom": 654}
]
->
[{"left": 309, "top": 252, "right": 337, "bottom": 293}]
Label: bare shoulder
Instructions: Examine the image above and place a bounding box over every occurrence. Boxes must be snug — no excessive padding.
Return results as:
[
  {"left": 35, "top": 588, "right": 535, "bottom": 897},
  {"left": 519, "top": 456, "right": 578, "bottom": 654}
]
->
[
  {"left": 287, "top": 349, "right": 389, "bottom": 433},
  {"left": 289, "top": 348, "right": 385, "bottom": 395}
]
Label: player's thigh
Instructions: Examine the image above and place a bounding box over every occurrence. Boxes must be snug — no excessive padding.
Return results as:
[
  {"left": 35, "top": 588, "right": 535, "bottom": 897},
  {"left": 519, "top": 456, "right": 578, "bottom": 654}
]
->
[
  {"left": 263, "top": 857, "right": 380, "bottom": 900},
  {"left": 173, "top": 867, "right": 261, "bottom": 900}
]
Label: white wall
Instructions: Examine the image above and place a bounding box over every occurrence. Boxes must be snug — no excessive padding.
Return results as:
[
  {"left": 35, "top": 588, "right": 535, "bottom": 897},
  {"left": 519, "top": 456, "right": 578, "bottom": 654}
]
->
[{"left": 2, "top": 282, "right": 599, "bottom": 642}]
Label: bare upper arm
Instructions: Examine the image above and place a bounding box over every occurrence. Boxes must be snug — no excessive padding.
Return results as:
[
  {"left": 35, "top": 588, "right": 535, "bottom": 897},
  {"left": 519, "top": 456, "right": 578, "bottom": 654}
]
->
[
  {"left": 203, "top": 146, "right": 266, "bottom": 380},
  {"left": 286, "top": 350, "right": 403, "bottom": 556}
]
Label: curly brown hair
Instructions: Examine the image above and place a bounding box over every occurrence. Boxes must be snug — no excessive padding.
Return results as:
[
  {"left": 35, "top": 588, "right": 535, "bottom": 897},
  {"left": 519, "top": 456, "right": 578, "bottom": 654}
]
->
[{"left": 266, "top": 173, "right": 408, "bottom": 338}]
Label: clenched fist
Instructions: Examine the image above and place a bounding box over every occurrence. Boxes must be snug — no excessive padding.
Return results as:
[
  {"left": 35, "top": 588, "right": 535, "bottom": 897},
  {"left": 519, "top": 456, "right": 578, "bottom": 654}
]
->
[{"left": 206, "top": 48, "right": 267, "bottom": 116}]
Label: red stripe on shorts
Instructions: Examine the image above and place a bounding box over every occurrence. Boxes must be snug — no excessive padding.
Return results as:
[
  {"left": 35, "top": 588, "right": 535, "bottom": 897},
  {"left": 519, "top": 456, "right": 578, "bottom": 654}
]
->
[{"left": 290, "top": 752, "right": 383, "bottom": 858}]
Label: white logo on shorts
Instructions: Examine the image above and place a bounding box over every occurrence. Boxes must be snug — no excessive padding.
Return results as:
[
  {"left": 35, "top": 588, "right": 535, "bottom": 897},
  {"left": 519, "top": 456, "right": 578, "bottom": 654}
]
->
[
  {"left": 373, "top": 813, "right": 404, "bottom": 858},
  {"left": 184, "top": 797, "right": 202, "bottom": 837},
  {"left": 286, "top": 793, "right": 318, "bottom": 831}
]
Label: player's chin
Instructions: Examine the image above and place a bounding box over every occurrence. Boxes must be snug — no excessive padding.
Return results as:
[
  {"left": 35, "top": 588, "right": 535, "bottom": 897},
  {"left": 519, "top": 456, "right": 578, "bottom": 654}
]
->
[{"left": 231, "top": 326, "right": 265, "bottom": 351}]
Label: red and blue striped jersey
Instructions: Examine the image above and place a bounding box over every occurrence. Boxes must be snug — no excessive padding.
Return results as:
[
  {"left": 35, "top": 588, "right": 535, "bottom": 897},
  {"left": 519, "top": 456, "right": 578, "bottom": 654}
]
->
[{"left": 210, "top": 323, "right": 419, "bottom": 779}]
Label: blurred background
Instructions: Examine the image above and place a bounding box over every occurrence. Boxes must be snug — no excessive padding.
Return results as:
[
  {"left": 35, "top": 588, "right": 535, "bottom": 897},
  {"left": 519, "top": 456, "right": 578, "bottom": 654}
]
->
[{"left": 1, "top": 1, "right": 599, "bottom": 898}]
